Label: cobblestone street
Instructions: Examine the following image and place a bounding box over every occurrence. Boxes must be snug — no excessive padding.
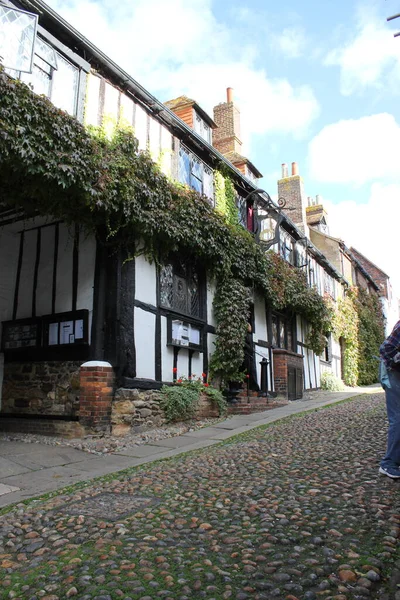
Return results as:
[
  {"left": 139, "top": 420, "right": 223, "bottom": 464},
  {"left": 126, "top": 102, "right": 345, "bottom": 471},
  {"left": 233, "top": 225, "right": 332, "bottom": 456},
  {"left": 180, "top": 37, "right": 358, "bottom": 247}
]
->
[{"left": 1, "top": 392, "right": 399, "bottom": 600}]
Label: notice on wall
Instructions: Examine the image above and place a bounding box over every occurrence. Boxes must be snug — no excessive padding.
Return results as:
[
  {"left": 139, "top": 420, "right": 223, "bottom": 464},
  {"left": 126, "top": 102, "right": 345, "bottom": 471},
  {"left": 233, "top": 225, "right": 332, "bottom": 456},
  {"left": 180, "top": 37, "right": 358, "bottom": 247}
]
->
[
  {"left": 2, "top": 322, "right": 38, "bottom": 349},
  {"left": 60, "top": 320, "right": 74, "bottom": 345},
  {"left": 74, "top": 319, "right": 84, "bottom": 340}
]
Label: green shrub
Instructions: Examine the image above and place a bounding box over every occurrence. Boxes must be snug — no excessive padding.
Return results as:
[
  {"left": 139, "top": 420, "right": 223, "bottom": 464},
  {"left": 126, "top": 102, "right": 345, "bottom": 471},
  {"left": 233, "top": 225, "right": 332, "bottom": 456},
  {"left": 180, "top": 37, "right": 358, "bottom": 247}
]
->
[
  {"left": 160, "top": 376, "right": 227, "bottom": 422},
  {"left": 320, "top": 371, "right": 345, "bottom": 392}
]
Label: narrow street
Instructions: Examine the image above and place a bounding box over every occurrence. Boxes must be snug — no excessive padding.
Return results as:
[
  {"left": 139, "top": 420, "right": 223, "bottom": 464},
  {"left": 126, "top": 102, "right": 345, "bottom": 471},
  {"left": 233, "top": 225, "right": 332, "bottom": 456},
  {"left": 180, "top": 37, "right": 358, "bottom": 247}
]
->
[{"left": 1, "top": 392, "right": 399, "bottom": 600}]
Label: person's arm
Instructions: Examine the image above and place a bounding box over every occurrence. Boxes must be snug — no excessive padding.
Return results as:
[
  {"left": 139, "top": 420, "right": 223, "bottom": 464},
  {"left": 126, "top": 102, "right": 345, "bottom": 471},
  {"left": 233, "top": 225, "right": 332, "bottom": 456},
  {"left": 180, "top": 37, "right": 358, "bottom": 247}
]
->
[{"left": 380, "top": 321, "right": 400, "bottom": 367}]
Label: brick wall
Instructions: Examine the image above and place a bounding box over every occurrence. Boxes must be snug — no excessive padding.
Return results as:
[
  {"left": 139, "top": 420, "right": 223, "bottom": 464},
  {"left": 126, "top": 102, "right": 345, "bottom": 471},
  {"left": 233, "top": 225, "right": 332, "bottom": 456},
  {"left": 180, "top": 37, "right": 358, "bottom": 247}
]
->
[
  {"left": 277, "top": 175, "right": 309, "bottom": 235},
  {"left": 213, "top": 101, "right": 242, "bottom": 154},
  {"left": 350, "top": 248, "right": 389, "bottom": 298},
  {"left": 79, "top": 362, "right": 114, "bottom": 433}
]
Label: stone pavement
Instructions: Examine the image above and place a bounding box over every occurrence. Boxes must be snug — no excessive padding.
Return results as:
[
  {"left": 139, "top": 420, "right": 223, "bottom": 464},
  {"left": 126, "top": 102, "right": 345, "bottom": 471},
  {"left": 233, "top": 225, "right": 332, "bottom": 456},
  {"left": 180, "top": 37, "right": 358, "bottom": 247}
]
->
[
  {"left": 0, "top": 385, "right": 380, "bottom": 508},
  {"left": 1, "top": 386, "right": 399, "bottom": 600}
]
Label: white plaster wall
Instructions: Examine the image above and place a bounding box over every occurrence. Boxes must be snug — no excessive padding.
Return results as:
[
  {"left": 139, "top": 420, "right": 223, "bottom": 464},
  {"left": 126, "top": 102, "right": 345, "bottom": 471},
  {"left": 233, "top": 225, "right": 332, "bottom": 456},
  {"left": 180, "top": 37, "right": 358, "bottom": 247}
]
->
[
  {"left": 77, "top": 234, "right": 96, "bottom": 343},
  {"left": 134, "top": 307, "right": 155, "bottom": 379},
  {"left": 161, "top": 316, "right": 172, "bottom": 382},
  {"left": 0, "top": 228, "right": 19, "bottom": 332},
  {"left": 191, "top": 351, "right": 203, "bottom": 379},
  {"left": 207, "top": 280, "right": 216, "bottom": 326},
  {"left": 254, "top": 293, "right": 267, "bottom": 342},
  {"left": 36, "top": 225, "right": 55, "bottom": 316},
  {"left": 16, "top": 229, "right": 36, "bottom": 319},
  {"left": 135, "top": 254, "right": 157, "bottom": 306},
  {"left": 135, "top": 104, "right": 148, "bottom": 151},
  {"left": 84, "top": 73, "right": 101, "bottom": 127},
  {"left": 103, "top": 82, "right": 119, "bottom": 123},
  {"left": 149, "top": 116, "right": 160, "bottom": 161},
  {"left": 55, "top": 224, "right": 74, "bottom": 314},
  {"left": 120, "top": 93, "right": 134, "bottom": 127},
  {"left": 177, "top": 348, "right": 189, "bottom": 379},
  {"left": 160, "top": 125, "right": 172, "bottom": 176}
]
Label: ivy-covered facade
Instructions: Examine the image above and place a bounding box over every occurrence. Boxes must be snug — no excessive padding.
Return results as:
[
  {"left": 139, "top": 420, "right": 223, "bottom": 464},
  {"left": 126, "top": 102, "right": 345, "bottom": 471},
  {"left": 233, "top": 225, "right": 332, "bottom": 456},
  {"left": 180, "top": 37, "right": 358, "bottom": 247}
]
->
[{"left": 0, "top": 0, "right": 386, "bottom": 429}]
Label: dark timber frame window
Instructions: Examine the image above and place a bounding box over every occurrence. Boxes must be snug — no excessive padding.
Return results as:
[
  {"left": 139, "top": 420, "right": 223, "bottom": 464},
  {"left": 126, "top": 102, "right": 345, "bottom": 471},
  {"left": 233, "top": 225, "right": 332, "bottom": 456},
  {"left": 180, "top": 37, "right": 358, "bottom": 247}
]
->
[
  {"left": 270, "top": 311, "right": 295, "bottom": 352},
  {"left": 159, "top": 259, "right": 205, "bottom": 351}
]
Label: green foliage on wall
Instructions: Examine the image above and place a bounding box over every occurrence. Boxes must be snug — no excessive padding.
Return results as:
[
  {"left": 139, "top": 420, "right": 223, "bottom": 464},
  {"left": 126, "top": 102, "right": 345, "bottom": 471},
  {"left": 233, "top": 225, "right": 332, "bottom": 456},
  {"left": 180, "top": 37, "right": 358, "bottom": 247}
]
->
[
  {"left": 0, "top": 71, "right": 333, "bottom": 384},
  {"left": 332, "top": 287, "right": 384, "bottom": 386},
  {"left": 353, "top": 288, "right": 385, "bottom": 385}
]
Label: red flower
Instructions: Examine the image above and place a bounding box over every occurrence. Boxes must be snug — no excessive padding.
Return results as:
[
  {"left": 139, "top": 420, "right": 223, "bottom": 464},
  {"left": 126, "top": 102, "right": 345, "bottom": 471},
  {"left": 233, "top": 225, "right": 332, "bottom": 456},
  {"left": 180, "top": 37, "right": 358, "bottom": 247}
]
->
[
  {"left": 172, "top": 368, "right": 177, "bottom": 373},
  {"left": 204, "top": 383, "right": 209, "bottom": 387},
  {"left": 177, "top": 378, "right": 182, "bottom": 383},
  {"left": 201, "top": 372, "right": 207, "bottom": 378},
  {"left": 246, "top": 374, "right": 250, "bottom": 379}
]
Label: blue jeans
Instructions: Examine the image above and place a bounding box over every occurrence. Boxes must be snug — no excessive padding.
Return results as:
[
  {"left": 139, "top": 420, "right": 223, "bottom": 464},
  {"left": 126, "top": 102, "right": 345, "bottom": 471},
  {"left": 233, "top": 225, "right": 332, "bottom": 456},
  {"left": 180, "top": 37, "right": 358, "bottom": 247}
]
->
[{"left": 381, "top": 369, "right": 400, "bottom": 469}]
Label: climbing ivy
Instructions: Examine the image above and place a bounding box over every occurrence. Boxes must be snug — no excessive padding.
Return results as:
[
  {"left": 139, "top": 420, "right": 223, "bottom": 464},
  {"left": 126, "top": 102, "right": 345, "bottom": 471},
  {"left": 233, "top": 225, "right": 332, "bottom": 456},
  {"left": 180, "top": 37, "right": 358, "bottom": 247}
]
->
[
  {"left": 331, "top": 287, "right": 384, "bottom": 386},
  {"left": 0, "top": 70, "right": 333, "bottom": 384}
]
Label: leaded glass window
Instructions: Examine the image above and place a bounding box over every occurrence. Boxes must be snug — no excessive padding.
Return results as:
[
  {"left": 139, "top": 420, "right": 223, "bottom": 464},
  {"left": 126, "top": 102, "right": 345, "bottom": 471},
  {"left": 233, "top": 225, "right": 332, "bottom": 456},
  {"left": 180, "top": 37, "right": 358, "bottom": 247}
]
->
[
  {"left": 0, "top": 6, "right": 37, "bottom": 73},
  {"left": 160, "top": 261, "right": 201, "bottom": 318},
  {"left": 178, "top": 145, "right": 214, "bottom": 203}
]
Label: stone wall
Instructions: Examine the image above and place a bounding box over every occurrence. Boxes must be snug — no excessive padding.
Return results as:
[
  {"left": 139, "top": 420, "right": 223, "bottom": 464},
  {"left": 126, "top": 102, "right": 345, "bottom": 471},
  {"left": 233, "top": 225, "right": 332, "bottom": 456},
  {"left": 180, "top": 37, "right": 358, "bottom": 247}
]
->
[
  {"left": 1, "top": 361, "right": 80, "bottom": 416},
  {"left": 111, "top": 388, "right": 165, "bottom": 436}
]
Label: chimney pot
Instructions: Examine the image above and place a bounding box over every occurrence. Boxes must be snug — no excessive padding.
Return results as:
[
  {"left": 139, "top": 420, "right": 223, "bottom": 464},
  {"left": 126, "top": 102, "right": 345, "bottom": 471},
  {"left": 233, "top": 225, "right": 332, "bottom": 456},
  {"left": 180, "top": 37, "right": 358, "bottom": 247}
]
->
[
  {"left": 291, "top": 162, "right": 299, "bottom": 176},
  {"left": 316, "top": 194, "right": 321, "bottom": 205},
  {"left": 282, "top": 163, "right": 288, "bottom": 178},
  {"left": 227, "top": 87, "right": 234, "bottom": 103}
]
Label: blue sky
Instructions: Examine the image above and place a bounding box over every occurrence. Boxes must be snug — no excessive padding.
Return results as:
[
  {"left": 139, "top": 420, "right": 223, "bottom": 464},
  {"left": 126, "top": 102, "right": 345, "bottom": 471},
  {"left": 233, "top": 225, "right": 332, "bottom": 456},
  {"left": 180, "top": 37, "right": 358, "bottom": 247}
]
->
[{"left": 48, "top": 0, "right": 400, "bottom": 297}]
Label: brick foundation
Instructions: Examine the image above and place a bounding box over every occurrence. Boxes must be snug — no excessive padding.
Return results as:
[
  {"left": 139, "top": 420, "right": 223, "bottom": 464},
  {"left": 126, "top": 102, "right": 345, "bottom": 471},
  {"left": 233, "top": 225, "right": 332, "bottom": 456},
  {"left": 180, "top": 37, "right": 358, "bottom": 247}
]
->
[
  {"left": 79, "top": 361, "right": 114, "bottom": 433},
  {"left": 273, "top": 349, "right": 304, "bottom": 401}
]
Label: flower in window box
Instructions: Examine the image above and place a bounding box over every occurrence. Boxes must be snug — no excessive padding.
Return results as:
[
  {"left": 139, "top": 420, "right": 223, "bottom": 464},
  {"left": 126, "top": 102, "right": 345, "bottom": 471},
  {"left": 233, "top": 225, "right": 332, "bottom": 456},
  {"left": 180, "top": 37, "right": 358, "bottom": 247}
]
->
[
  {"left": 177, "top": 378, "right": 182, "bottom": 383},
  {"left": 173, "top": 368, "right": 177, "bottom": 373},
  {"left": 204, "top": 383, "right": 209, "bottom": 387}
]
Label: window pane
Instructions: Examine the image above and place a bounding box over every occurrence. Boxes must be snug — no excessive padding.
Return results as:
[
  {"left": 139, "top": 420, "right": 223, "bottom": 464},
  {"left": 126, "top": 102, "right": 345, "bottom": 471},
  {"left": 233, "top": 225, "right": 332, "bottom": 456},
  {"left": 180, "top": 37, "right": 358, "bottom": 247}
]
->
[
  {"left": 271, "top": 316, "right": 278, "bottom": 346},
  {"left": 21, "top": 60, "right": 51, "bottom": 96},
  {"left": 194, "top": 113, "right": 202, "bottom": 135},
  {"left": 173, "top": 275, "right": 188, "bottom": 314},
  {"left": 0, "top": 6, "right": 37, "bottom": 73},
  {"left": 188, "top": 271, "right": 200, "bottom": 317},
  {"left": 160, "top": 264, "right": 174, "bottom": 308},
  {"left": 51, "top": 53, "right": 78, "bottom": 115},
  {"left": 191, "top": 156, "right": 203, "bottom": 180},
  {"left": 280, "top": 321, "right": 286, "bottom": 348},
  {"left": 179, "top": 146, "right": 191, "bottom": 186},
  {"left": 35, "top": 37, "right": 57, "bottom": 69}
]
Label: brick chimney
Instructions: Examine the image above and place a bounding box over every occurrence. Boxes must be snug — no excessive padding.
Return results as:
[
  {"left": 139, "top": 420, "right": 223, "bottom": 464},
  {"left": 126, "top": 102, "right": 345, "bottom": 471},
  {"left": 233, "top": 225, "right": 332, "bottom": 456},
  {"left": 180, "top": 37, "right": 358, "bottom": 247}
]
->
[
  {"left": 213, "top": 87, "right": 242, "bottom": 155},
  {"left": 278, "top": 162, "right": 309, "bottom": 236}
]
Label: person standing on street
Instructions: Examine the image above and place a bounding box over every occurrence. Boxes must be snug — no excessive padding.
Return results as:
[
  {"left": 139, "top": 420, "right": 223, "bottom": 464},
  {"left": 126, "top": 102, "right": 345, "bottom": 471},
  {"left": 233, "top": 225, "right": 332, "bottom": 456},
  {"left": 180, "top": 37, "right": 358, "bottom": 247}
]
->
[{"left": 379, "top": 319, "right": 400, "bottom": 479}]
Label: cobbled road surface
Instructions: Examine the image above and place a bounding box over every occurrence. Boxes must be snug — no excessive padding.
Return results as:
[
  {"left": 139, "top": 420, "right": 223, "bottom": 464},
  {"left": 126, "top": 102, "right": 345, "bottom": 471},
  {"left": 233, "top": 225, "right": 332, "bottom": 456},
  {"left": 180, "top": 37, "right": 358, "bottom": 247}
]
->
[{"left": 1, "top": 393, "right": 400, "bottom": 600}]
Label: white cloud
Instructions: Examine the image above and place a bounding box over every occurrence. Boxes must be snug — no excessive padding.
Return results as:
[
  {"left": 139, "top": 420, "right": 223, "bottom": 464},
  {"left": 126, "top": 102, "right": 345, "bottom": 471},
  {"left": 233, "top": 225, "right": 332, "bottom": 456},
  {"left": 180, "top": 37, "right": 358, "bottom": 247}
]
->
[
  {"left": 325, "top": 183, "right": 400, "bottom": 298},
  {"left": 272, "top": 26, "right": 306, "bottom": 59},
  {"left": 47, "top": 0, "right": 319, "bottom": 148},
  {"left": 308, "top": 113, "right": 400, "bottom": 186},
  {"left": 325, "top": 5, "right": 400, "bottom": 95}
]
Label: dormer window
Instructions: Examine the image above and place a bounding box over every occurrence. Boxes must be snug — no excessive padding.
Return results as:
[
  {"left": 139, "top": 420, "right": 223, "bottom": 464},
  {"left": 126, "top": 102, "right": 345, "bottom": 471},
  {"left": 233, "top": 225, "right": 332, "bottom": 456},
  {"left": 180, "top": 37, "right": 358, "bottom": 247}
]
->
[
  {"left": 179, "top": 145, "right": 214, "bottom": 204},
  {"left": 194, "top": 111, "right": 211, "bottom": 144}
]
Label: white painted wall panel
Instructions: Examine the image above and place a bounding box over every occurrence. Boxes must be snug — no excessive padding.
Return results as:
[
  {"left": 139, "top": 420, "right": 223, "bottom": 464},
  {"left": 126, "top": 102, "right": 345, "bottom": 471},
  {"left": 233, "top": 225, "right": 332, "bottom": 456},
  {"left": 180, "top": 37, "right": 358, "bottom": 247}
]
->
[
  {"left": 149, "top": 116, "right": 160, "bottom": 161},
  {"left": 160, "top": 125, "right": 172, "bottom": 176},
  {"left": 134, "top": 307, "right": 155, "bottom": 379},
  {"left": 207, "top": 280, "right": 216, "bottom": 326},
  {"left": 177, "top": 348, "right": 189, "bottom": 379},
  {"left": 135, "top": 254, "right": 157, "bottom": 306},
  {"left": 16, "top": 230, "right": 36, "bottom": 319},
  {"left": 77, "top": 235, "right": 96, "bottom": 311},
  {"left": 254, "top": 294, "right": 267, "bottom": 342},
  {"left": 208, "top": 333, "right": 217, "bottom": 367},
  {"left": 135, "top": 103, "right": 148, "bottom": 151},
  {"left": 120, "top": 93, "right": 134, "bottom": 127},
  {"left": 55, "top": 224, "right": 74, "bottom": 314},
  {"left": 84, "top": 73, "right": 101, "bottom": 127},
  {"left": 191, "top": 351, "right": 203, "bottom": 379},
  {"left": 36, "top": 225, "right": 55, "bottom": 317},
  {"left": 104, "top": 83, "right": 119, "bottom": 118},
  {"left": 161, "top": 316, "right": 173, "bottom": 382},
  {"left": 0, "top": 228, "right": 19, "bottom": 329}
]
